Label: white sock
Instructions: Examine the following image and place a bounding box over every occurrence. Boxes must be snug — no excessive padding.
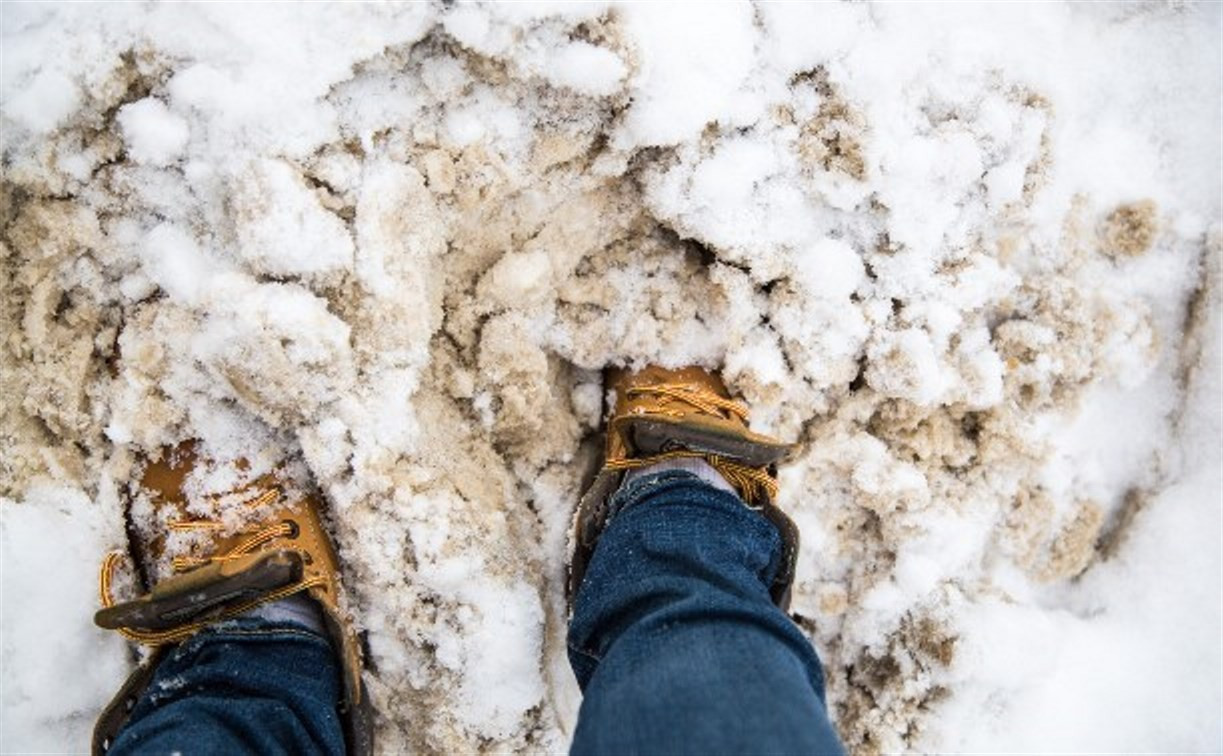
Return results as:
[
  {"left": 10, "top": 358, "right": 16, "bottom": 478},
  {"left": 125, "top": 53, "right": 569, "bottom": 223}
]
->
[
  {"left": 621, "top": 456, "right": 738, "bottom": 497},
  {"left": 243, "top": 593, "right": 326, "bottom": 635}
]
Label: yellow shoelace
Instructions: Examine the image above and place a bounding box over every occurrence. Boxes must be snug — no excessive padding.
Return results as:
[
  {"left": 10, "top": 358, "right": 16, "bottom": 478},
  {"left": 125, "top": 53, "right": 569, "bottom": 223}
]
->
[
  {"left": 626, "top": 383, "right": 751, "bottom": 421},
  {"left": 605, "top": 382, "right": 779, "bottom": 504},
  {"left": 98, "top": 486, "right": 323, "bottom": 645}
]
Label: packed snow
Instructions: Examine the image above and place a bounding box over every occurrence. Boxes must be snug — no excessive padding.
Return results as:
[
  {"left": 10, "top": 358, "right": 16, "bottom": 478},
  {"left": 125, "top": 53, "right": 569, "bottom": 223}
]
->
[{"left": 2, "top": 2, "right": 1219, "bottom": 753}]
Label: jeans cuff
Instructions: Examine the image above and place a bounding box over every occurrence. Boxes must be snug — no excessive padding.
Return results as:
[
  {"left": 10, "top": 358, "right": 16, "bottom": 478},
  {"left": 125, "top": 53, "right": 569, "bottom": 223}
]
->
[
  {"left": 176, "top": 616, "right": 331, "bottom": 654},
  {"left": 608, "top": 469, "right": 745, "bottom": 522}
]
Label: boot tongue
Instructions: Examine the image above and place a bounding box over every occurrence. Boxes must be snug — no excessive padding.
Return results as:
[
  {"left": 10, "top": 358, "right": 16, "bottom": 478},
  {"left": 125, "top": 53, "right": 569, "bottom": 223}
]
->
[
  {"left": 625, "top": 365, "right": 727, "bottom": 393},
  {"left": 613, "top": 366, "right": 729, "bottom": 410},
  {"left": 140, "top": 442, "right": 197, "bottom": 501},
  {"left": 135, "top": 442, "right": 300, "bottom": 586}
]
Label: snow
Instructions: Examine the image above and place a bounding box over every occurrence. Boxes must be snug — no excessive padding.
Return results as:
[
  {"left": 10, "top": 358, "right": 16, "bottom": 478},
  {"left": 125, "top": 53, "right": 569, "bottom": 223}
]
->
[
  {"left": 3, "top": 67, "right": 80, "bottom": 134},
  {"left": 2, "top": 2, "right": 1220, "bottom": 754},
  {"left": 615, "top": 2, "right": 760, "bottom": 148},
  {"left": 932, "top": 292, "right": 1223, "bottom": 750},
  {"left": 231, "top": 159, "right": 356, "bottom": 280},
  {"left": 1, "top": 486, "right": 130, "bottom": 753},
  {"left": 116, "top": 98, "right": 190, "bottom": 167},
  {"left": 138, "top": 223, "right": 222, "bottom": 306},
  {"left": 540, "top": 42, "right": 626, "bottom": 98}
]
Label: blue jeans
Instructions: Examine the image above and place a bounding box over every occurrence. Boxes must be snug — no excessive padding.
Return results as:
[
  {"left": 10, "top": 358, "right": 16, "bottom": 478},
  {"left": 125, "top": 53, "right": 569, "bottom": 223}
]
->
[
  {"left": 110, "top": 471, "right": 844, "bottom": 755},
  {"left": 108, "top": 620, "right": 344, "bottom": 755},
  {"left": 568, "top": 471, "right": 843, "bottom": 754}
]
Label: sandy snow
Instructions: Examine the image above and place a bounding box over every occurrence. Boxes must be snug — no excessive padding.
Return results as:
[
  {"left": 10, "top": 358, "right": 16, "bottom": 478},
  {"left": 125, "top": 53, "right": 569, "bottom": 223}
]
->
[{"left": 2, "top": 2, "right": 1220, "bottom": 753}]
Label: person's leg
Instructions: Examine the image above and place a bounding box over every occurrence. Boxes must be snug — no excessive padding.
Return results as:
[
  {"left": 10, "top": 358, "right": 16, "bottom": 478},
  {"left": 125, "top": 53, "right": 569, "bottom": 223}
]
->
[
  {"left": 568, "top": 468, "right": 845, "bottom": 755},
  {"left": 94, "top": 443, "right": 370, "bottom": 753},
  {"left": 108, "top": 605, "right": 345, "bottom": 756}
]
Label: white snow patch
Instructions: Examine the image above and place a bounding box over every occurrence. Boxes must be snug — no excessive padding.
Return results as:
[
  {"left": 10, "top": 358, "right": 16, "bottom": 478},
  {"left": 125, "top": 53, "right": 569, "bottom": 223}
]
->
[
  {"left": 116, "top": 98, "right": 190, "bottom": 166},
  {"left": 1, "top": 486, "right": 130, "bottom": 753}
]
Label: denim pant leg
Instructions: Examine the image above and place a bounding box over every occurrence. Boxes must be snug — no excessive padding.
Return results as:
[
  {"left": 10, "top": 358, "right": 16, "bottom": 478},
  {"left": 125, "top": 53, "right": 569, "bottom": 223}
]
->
[
  {"left": 568, "top": 470, "right": 845, "bottom": 756},
  {"left": 109, "top": 618, "right": 345, "bottom": 756}
]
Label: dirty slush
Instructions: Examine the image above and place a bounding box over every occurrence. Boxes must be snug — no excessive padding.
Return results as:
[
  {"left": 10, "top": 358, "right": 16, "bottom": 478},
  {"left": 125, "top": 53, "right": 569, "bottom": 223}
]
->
[{"left": 2, "top": 3, "right": 1220, "bottom": 754}]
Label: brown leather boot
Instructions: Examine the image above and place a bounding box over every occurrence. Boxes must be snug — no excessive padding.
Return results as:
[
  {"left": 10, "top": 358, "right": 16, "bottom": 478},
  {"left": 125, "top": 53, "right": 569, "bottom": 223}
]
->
[
  {"left": 92, "top": 442, "right": 371, "bottom": 755},
  {"left": 568, "top": 365, "right": 800, "bottom": 611}
]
